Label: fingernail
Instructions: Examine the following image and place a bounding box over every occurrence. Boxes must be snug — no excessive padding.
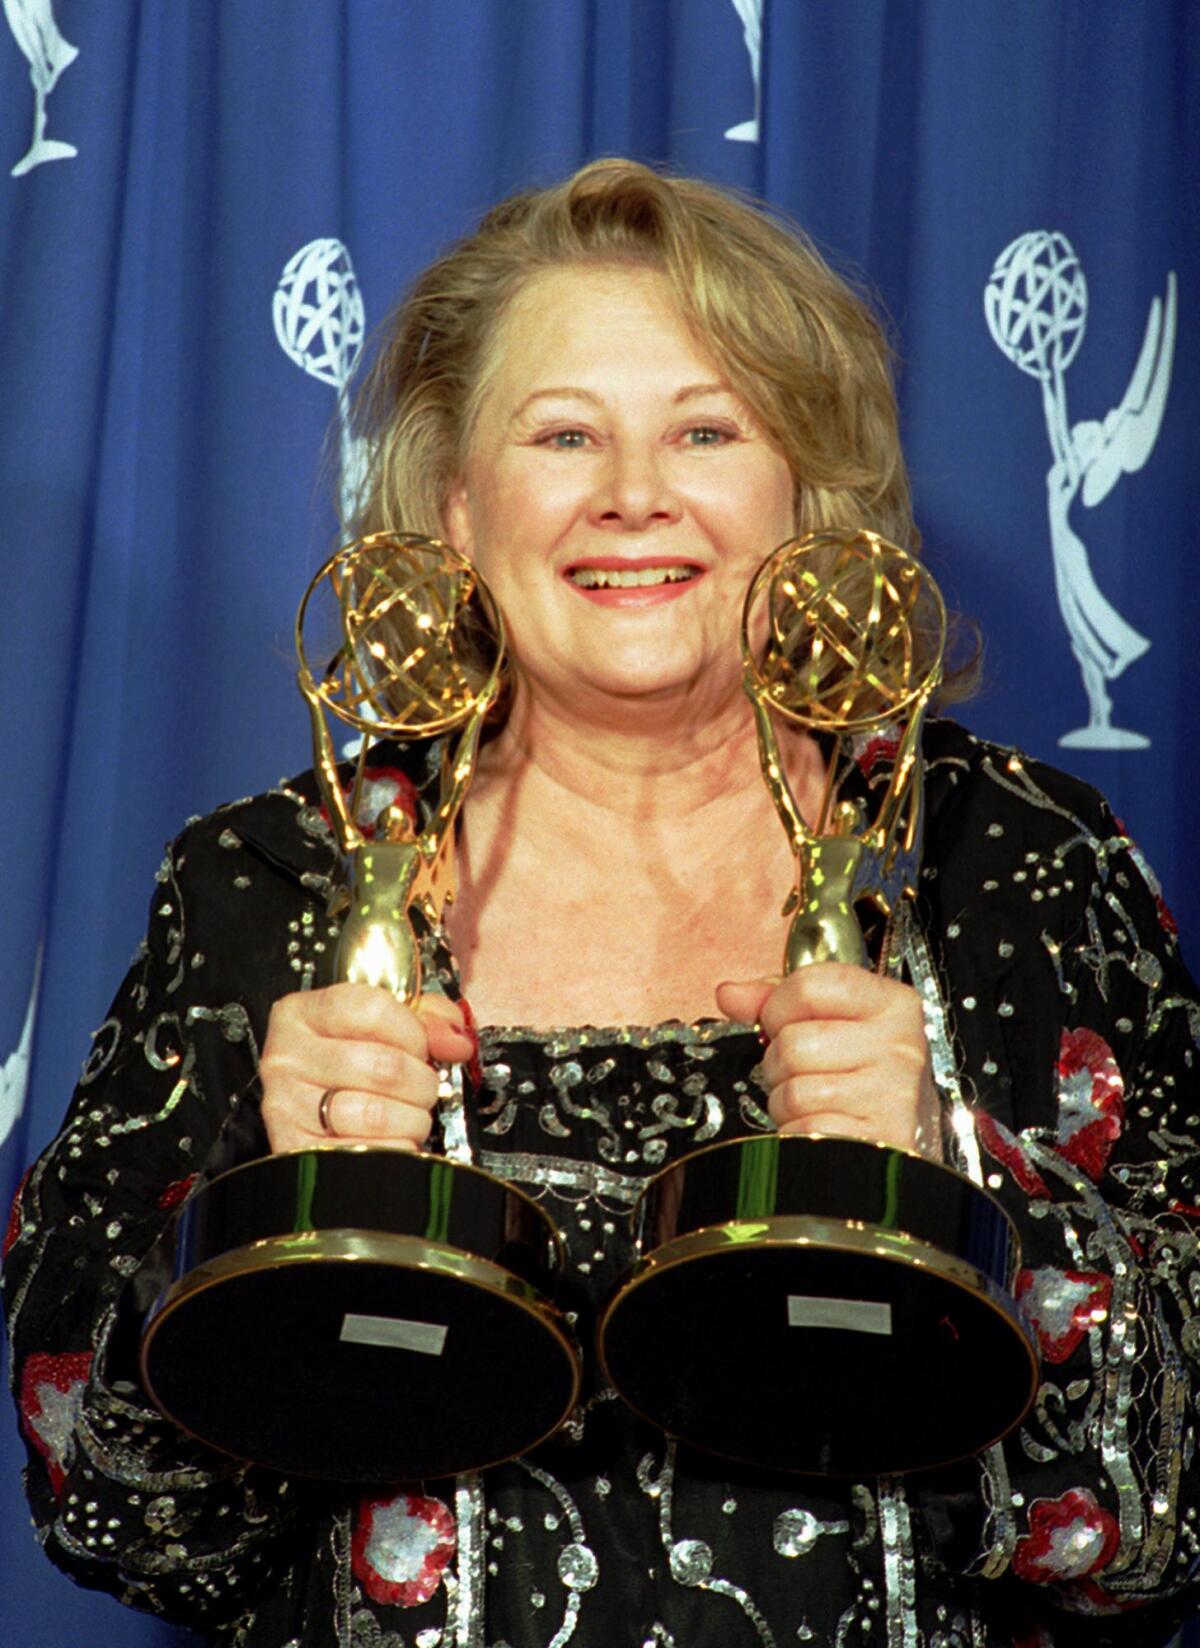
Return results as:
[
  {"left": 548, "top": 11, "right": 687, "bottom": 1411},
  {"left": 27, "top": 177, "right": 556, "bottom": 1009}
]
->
[{"left": 458, "top": 996, "right": 480, "bottom": 1054}]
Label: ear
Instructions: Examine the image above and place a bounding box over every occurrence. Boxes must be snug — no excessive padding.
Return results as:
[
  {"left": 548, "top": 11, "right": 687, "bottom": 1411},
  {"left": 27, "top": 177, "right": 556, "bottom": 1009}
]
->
[{"left": 443, "top": 478, "right": 474, "bottom": 558}]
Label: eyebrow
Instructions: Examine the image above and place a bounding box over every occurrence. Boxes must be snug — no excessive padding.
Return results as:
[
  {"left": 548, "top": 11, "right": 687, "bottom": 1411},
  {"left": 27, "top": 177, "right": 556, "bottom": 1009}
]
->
[{"left": 508, "top": 381, "right": 735, "bottom": 424}]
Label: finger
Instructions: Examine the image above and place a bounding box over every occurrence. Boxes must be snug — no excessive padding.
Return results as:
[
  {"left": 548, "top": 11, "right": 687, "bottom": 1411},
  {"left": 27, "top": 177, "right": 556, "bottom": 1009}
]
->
[
  {"left": 315, "top": 1088, "right": 436, "bottom": 1148},
  {"left": 768, "top": 1071, "right": 859, "bottom": 1129},
  {"left": 759, "top": 1019, "right": 871, "bottom": 1089},
  {"left": 715, "top": 977, "right": 777, "bottom": 1026},
  {"left": 757, "top": 964, "right": 908, "bottom": 1040},
  {"left": 777, "top": 1110, "right": 887, "bottom": 1145},
  {"left": 296, "top": 1043, "right": 443, "bottom": 1108},
  {"left": 416, "top": 996, "right": 475, "bottom": 1065},
  {"left": 293, "top": 983, "right": 435, "bottom": 1059},
  {"left": 768, "top": 1067, "right": 925, "bottom": 1149}
]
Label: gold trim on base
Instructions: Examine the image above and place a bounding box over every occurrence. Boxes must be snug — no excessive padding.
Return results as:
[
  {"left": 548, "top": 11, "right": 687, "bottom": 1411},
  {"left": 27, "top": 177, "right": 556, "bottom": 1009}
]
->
[{"left": 141, "top": 1228, "right": 581, "bottom": 1480}]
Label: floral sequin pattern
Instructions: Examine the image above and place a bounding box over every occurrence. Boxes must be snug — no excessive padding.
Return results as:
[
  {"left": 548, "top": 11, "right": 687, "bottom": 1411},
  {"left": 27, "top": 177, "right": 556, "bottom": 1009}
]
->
[
  {"left": 1012, "top": 1488, "right": 1119, "bottom": 1585},
  {"left": 351, "top": 1492, "right": 456, "bottom": 1607},
  {"left": 1054, "top": 1027, "right": 1125, "bottom": 1180},
  {"left": 976, "top": 1112, "right": 1049, "bottom": 1199},
  {"left": 475, "top": 1025, "right": 760, "bottom": 1288},
  {"left": 318, "top": 764, "right": 419, "bottom": 839},
  {"left": 19, "top": 1350, "right": 93, "bottom": 1496},
  {"left": 1015, "top": 1267, "right": 1112, "bottom": 1363},
  {"left": 478, "top": 1025, "right": 752, "bottom": 1173}
]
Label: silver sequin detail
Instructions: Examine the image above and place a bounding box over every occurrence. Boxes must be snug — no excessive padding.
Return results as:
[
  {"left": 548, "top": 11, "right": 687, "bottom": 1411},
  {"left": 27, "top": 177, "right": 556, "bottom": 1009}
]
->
[
  {"left": 450, "top": 1474, "right": 485, "bottom": 1648},
  {"left": 479, "top": 1151, "right": 644, "bottom": 1206},
  {"left": 558, "top": 1541, "right": 599, "bottom": 1591},
  {"left": 772, "top": 1507, "right": 849, "bottom": 1558},
  {"left": 899, "top": 908, "right": 983, "bottom": 1184},
  {"left": 642, "top": 1443, "right": 776, "bottom": 1646},
  {"left": 877, "top": 1479, "right": 918, "bottom": 1648},
  {"left": 669, "top": 1538, "right": 713, "bottom": 1584},
  {"left": 438, "top": 1062, "right": 472, "bottom": 1165},
  {"left": 518, "top": 1457, "right": 593, "bottom": 1645}
]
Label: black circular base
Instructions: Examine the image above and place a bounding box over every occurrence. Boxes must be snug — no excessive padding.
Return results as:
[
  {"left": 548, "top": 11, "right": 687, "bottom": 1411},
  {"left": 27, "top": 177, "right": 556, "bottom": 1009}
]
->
[
  {"left": 143, "top": 1245, "right": 578, "bottom": 1481},
  {"left": 601, "top": 1235, "right": 1035, "bottom": 1476},
  {"left": 141, "top": 1149, "right": 579, "bottom": 1481}
]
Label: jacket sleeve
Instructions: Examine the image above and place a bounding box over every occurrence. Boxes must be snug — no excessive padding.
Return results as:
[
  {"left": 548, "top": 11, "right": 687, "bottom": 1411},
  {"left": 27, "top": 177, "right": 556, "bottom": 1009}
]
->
[
  {"left": 918, "top": 753, "right": 1200, "bottom": 1643},
  {"left": 3, "top": 814, "right": 329, "bottom": 1628}
]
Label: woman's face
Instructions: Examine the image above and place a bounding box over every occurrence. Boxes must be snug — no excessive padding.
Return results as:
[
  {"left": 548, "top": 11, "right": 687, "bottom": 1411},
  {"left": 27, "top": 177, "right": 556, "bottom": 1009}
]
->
[{"left": 445, "top": 264, "right": 796, "bottom": 720}]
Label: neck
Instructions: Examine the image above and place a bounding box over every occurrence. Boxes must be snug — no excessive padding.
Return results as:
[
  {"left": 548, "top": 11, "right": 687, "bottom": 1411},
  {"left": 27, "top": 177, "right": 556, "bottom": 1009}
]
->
[
  {"left": 459, "top": 678, "right": 830, "bottom": 892},
  {"left": 478, "top": 677, "right": 818, "bottom": 826}
]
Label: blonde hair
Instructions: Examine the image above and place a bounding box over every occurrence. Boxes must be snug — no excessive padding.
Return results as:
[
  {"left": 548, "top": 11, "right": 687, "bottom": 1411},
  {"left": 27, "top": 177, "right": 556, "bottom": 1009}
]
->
[
  {"left": 348, "top": 158, "right": 917, "bottom": 554},
  {"left": 344, "top": 159, "right": 977, "bottom": 710}
]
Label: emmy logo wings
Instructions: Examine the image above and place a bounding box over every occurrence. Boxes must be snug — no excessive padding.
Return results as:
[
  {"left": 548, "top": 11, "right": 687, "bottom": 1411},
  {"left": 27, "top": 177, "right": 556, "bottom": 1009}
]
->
[
  {"left": 723, "top": 0, "right": 762, "bottom": 143},
  {"left": 5, "top": 0, "right": 78, "bottom": 177},
  {"left": 985, "top": 231, "right": 1178, "bottom": 750},
  {"left": 0, "top": 946, "right": 41, "bottom": 1154}
]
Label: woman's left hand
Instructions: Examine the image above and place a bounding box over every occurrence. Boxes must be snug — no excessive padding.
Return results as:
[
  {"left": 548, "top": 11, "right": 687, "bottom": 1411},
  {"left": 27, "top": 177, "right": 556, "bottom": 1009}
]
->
[{"left": 716, "top": 964, "right": 943, "bottom": 1161}]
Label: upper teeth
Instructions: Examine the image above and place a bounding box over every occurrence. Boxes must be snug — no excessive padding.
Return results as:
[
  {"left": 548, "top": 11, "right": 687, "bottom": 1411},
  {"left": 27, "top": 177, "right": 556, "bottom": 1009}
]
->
[{"left": 570, "top": 565, "right": 697, "bottom": 588}]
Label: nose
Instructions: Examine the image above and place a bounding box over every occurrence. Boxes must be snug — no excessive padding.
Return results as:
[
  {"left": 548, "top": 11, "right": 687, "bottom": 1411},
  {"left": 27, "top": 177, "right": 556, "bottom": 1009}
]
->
[{"left": 589, "top": 441, "right": 681, "bottom": 531}]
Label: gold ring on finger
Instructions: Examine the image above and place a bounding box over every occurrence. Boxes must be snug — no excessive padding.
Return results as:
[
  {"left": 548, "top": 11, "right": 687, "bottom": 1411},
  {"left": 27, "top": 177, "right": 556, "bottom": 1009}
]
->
[{"left": 318, "top": 1087, "right": 342, "bottom": 1136}]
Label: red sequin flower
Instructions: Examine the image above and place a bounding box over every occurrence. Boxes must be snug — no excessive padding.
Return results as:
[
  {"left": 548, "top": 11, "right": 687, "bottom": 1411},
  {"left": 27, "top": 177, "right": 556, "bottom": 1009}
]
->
[
  {"left": 1013, "top": 1489, "right": 1119, "bottom": 1584},
  {"left": 852, "top": 728, "right": 902, "bottom": 778},
  {"left": 320, "top": 766, "right": 420, "bottom": 840},
  {"left": 352, "top": 1491, "right": 456, "bottom": 1607},
  {"left": 19, "top": 1350, "right": 93, "bottom": 1496},
  {"left": 976, "top": 1112, "right": 1049, "bottom": 1198},
  {"left": 1055, "top": 1028, "right": 1124, "bottom": 1181},
  {"left": 1015, "top": 1267, "right": 1112, "bottom": 1363}
]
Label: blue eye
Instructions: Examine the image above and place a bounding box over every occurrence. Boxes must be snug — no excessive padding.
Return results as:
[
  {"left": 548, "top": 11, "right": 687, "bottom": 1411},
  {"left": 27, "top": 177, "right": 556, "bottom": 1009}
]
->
[
  {"left": 545, "top": 429, "right": 588, "bottom": 449},
  {"left": 685, "top": 426, "right": 729, "bottom": 446}
]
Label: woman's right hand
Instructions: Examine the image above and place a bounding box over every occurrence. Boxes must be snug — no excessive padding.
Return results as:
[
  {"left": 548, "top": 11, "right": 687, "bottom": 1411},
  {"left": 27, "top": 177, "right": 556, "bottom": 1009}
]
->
[{"left": 259, "top": 983, "right": 475, "bottom": 1153}]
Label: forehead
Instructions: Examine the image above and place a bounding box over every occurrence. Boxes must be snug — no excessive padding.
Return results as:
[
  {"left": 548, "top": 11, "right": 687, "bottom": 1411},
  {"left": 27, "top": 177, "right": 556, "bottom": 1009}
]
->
[{"left": 480, "top": 263, "right": 725, "bottom": 404}]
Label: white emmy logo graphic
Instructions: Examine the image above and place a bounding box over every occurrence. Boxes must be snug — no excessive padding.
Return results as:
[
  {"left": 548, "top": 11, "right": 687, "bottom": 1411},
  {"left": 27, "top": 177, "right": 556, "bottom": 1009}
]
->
[
  {"left": 725, "top": 0, "right": 762, "bottom": 142},
  {"left": 0, "top": 948, "right": 41, "bottom": 1153},
  {"left": 274, "top": 238, "right": 375, "bottom": 754},
  {"left": 5, "top": 0, "right": 78, "bottom": 177},
  {"left": 273, "top": 237, "right": 368, "bottom": 526},
  {"left": 985, "top": 231, "right": 1177, "bottom": 749}
]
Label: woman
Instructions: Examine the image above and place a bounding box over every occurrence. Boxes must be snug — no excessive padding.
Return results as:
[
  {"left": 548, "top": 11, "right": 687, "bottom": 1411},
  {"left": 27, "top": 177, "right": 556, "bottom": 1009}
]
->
[{"left": 6, "top": 160, "right": 1199, "bottom": 1647}]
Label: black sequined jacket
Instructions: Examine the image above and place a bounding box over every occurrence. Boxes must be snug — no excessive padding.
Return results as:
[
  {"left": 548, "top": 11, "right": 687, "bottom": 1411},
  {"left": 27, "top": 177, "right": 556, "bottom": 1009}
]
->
[{"left": 5, "top": 720, "right": 1200, "bottom": 1647}]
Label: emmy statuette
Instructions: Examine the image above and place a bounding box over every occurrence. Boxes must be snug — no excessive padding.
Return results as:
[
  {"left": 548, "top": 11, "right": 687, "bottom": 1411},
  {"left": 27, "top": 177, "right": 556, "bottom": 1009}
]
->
[
  {"left": 141, "top": 534, "right": 580, "bottom": 1482},
  {"left": 599, "top": 530, "right": 1038, "bottom": 1476}
]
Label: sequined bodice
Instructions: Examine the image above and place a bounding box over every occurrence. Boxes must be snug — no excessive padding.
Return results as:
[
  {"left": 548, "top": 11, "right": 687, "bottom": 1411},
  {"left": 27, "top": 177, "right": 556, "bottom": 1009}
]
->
[{"left": 467, "top": 1022, "right": 877, "bottom": 1648}]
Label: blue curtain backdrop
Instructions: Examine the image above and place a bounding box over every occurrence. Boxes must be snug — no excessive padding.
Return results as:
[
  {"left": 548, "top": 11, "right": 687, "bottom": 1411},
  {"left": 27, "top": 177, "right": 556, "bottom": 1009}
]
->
[{"left": 1, "top": 3, "right": 1196, "bottom": 1644}]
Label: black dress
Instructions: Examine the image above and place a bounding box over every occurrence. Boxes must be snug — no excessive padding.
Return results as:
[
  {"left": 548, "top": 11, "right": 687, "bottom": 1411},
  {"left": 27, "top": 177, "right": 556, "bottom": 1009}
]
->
[{"left": 6, "top": 720, "right": 1200, "bottom": 1646}]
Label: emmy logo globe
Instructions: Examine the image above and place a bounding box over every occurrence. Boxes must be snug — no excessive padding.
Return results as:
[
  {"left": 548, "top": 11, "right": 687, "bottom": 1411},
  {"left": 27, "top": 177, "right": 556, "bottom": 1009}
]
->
[
  {"left": 274, "top": 238, "right": 369, "bottom": 527},
  {"left": 984, "top": 230, "right": 1087, "bottom": 381},
  {"left": 273, "top": 237, "right": 365, "bottom": 390}
]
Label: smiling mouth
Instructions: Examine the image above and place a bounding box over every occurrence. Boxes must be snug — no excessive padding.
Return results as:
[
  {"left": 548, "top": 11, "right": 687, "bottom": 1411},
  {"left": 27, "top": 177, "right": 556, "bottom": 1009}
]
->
[{"left": 567, "top": 565, "right": 699, "bottom": 589}]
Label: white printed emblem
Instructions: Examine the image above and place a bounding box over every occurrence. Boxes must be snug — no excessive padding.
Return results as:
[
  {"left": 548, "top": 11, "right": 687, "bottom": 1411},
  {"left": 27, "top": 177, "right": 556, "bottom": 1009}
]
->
[
  {"left": 273, "top": 237, "right": 368, "bottom": 526},
  {"left": 5, "top": 0, "right": 78, "bottom": 177},
  {"left": 724, "top": 0, "right": 762, "bottom": 143},
  {"left": 985, "top": 232, "right": 1177, "bottom": 748},
  {"left": 0, "top": 947, "right": 41, "bottom": 1152},
  {"left": 274, "top": 238, "right": 376, "bottom": 756},
  {"left": 340, "top": 1312, "right": 448, "bottom": 1356}
]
